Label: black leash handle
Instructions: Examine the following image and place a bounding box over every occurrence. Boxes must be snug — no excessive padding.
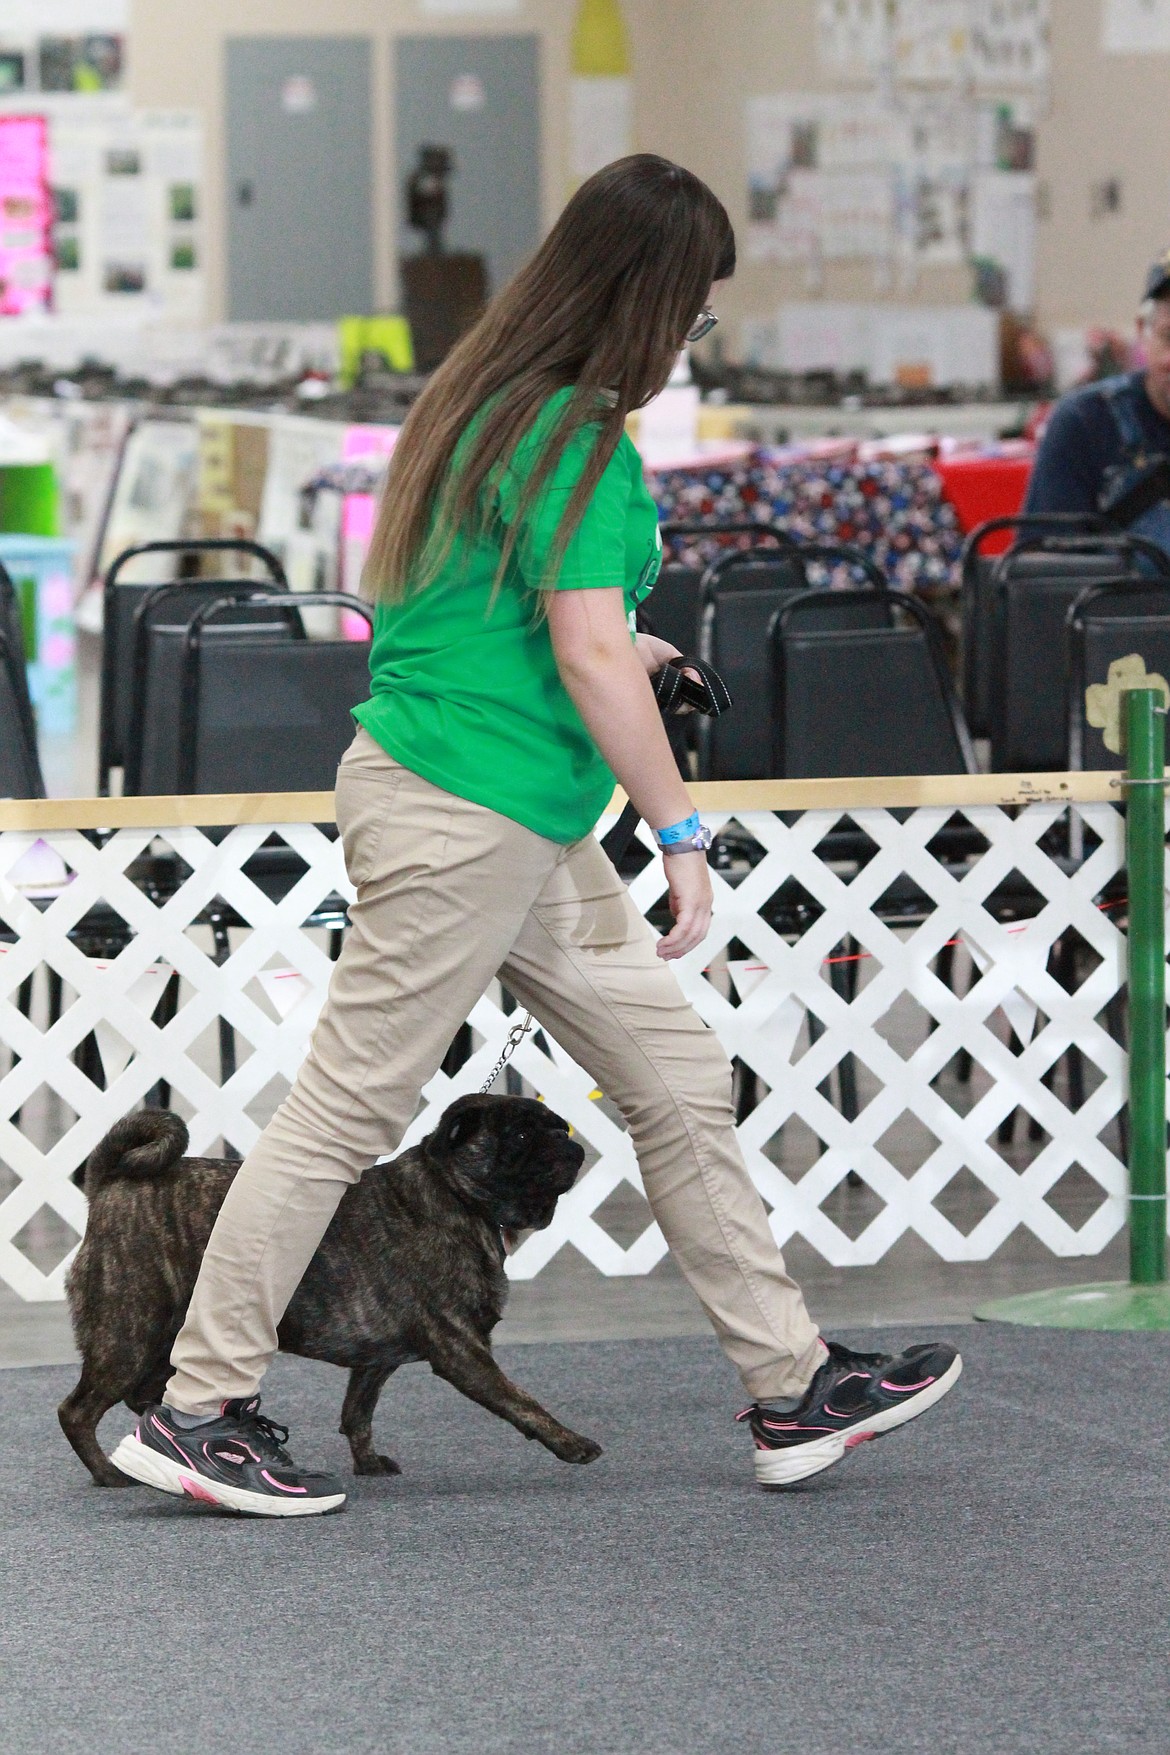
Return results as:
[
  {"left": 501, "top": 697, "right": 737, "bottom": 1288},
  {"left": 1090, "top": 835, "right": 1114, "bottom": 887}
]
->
[{"left": 652, "top": 654, "right": 733, "bottom": 718}]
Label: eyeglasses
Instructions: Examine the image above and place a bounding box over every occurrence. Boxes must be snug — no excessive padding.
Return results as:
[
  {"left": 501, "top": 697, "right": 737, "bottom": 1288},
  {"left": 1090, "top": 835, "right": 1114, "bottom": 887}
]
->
[{"left": 686, "top": 309, "right": 718, "bottom": 345}]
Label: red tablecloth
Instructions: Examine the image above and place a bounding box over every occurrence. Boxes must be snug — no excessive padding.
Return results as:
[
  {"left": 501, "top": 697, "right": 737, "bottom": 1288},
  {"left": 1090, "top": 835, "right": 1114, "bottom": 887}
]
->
[{"left": 933, "top": 453, "right": 1033, "bottom": 554}]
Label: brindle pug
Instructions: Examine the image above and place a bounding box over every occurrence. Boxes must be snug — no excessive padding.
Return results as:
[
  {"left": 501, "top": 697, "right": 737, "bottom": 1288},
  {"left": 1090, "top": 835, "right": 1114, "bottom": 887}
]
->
[{"left": 60, "top": 1094, "right": 602, "bottom": 1486}]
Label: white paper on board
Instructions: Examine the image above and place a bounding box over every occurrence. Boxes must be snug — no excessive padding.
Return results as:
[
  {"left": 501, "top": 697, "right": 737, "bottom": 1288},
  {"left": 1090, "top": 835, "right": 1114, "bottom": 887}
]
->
[
  {"left": 1102, "top": 0, "right": 1170, "bottom": 50},
  {"left": 815, "top": 0, "right": 891, "bottom": 78},
  {"left": 971, "top": 168, "right": 1036, "bottom": 313}
]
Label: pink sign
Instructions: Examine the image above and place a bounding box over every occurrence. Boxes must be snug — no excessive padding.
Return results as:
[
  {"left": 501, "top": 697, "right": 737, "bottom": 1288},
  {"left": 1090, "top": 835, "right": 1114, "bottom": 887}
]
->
[{"left": 0, "top": 116, "right": 52, "bottom": 316}]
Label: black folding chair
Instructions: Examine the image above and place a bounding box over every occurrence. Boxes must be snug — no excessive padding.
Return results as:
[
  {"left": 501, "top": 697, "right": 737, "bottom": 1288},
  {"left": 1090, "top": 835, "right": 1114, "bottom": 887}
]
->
[
  {"left": 0, "top": 626, "right": 44, "bottom": 799},
  {"left": 0, "top": 561, "right": 41, "bottom": 780},
  {"left": 171, "top": 592, "right": 374, "bottom": 794},
  {"left": 125, "top": 582, "right": 304, "bottom": 797},
  {"left": 763, "top": 588, "right": 976, "bottom": 1139},
  {"left": 698, "top": 541, "right": 889, "bottom": 780},
  {"left": 771, "top": 586, "right": 976, "bottom": 780},
  {"left": 99, "top": 537, "right": 291, "bottom": 794},
  {"left": 988, "top": 532, "right": 1170, "bottom": 771},
  {"left": 1067, "top": 577, "right": 1170, "bottom": 770},
  {"left": 648, "top": 522, "right": 792, "bottom": 656},
  {"left": 960, "top": 514, "right": 1103, "bottom": 739},
  {"left": 126, "top": 590, "right": 373, "bottom": 1119}
]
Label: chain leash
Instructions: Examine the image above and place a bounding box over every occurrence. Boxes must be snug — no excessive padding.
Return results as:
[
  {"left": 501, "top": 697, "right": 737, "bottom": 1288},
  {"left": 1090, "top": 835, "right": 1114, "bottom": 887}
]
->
[{"left": 479, "top": 1012, "right": 537, "bottom": 1093}]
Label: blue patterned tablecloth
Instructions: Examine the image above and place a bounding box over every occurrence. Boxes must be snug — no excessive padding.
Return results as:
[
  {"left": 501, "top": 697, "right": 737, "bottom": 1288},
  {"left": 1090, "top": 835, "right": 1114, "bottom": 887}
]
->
[{"left": 645, "top": 447, "right": 964, "bottom": 593}]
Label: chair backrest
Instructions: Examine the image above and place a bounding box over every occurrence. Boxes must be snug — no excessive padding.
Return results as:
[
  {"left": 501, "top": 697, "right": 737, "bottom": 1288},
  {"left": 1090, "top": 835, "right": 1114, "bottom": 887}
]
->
[
  {"left": 697, "top": 546, "right": 889, "bottom": 780},
  {"left": 0, "top": 629, "right": 44, "bottom": 799},
  {"left": 179, "top": 594, "right": 373, "bottom": 794},
  {"left": 100, "top": 537, "right": 289, "bottom": 793},
  {"left": 1067, "top": 578, "right": 1170, "bottom": 769},
  {"left": 144, "top": 592, "right": 375, "bottom": 796},
  {"left": 0, "top": 560, "right": 41, "bottom": 771},
  {"left": 771, "top": 589, "right": 976, "bottom": 779},
  {"left": 130, "top": 619, "right": 300, "bottom": 795},
  {"left": 960, "top": 514, "right": 1103, "bottom": 738},
  {"left": 647, "top": 523, "right": 791, "bottom": 656},
  {"left": 989, "top": 535, "right": 1169, "bottom": 771}
]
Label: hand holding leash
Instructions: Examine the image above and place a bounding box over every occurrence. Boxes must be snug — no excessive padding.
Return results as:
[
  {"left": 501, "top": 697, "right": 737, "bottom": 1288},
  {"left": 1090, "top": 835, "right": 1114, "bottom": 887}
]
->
[{"left": 488, "top": 656, "right": 732, "bottom": 1082}]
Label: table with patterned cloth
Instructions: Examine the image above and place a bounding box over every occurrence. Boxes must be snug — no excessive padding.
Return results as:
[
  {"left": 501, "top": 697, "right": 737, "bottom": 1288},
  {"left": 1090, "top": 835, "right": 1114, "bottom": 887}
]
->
[{"left": 645, "top": 446, "right": 966, "bottom": 598}]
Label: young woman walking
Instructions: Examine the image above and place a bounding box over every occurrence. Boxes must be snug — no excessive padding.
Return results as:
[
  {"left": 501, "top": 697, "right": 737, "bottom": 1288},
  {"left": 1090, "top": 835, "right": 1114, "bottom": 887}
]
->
[{"left": 114, "top": 155, "right": 960, "bottom": 1516}]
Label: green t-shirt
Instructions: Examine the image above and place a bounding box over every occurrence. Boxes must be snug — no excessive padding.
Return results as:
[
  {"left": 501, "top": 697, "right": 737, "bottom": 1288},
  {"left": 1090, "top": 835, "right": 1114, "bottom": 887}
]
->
[{"left": 352, "top": 388, "right": 662, "bottom": 843}]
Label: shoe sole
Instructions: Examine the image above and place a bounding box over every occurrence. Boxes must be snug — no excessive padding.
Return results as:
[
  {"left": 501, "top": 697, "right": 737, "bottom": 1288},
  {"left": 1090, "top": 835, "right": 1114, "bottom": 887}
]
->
[
  {"left": 108, "top": 1433, "right": 347, "bottom": 1517},
  {"left": 754, "top": 1352, "right": 963, "bottom": 1490}
]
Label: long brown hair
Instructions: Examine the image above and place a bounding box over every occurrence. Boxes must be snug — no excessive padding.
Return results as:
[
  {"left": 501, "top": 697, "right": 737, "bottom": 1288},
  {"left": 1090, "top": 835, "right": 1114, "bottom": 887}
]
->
[{"left": 363, "top": 154, "right": 735, "bottom": 604}]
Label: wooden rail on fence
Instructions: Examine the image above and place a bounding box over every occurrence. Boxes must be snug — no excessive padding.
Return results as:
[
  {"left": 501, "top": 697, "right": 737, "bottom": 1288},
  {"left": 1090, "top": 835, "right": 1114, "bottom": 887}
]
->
[{"left": 0, "top": 770, "right": 1135, "bottom": 832}]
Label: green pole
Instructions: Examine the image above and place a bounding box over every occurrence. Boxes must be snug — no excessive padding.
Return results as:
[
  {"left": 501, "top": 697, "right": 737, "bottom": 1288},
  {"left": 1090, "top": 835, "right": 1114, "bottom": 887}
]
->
[{"left": 1125, "top": 686, "right": 1166, "bottom": 1286}]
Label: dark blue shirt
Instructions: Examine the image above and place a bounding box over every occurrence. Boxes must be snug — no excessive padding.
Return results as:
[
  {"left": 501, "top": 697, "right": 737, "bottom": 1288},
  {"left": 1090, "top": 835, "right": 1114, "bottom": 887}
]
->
[{"left": 1024, "top": 371, "right": 1170, "bottom": 515}]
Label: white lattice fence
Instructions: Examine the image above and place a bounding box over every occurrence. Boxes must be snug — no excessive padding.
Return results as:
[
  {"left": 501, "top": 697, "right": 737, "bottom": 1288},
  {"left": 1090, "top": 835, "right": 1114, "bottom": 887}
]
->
[{"left": 0, "top": 788, "right": 1144, "bottom": 1301}]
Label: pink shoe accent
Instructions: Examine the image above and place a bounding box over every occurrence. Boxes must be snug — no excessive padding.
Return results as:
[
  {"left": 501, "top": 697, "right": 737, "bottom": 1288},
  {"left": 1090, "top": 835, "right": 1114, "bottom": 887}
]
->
[
  {"left": 260, "top": 1469, "right": 308, "bottom": 1494},
  {"left": 179, "top": 1475, "right": 221, "bottom": 1506},
  {"left": 844, "top": 1431, "right": 876, "bottom": 1449},
  {"left": 880, "top": 1377, "right": 935, "bottom": 1393},
  {"left": 762, "top": 1421, "right": 838, "bottom": 1434}
]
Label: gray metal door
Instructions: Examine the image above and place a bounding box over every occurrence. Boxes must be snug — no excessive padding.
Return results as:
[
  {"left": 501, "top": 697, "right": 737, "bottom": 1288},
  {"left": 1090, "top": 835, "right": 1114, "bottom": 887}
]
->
[
  {"left": 226, "top": 37, "right": 373, "bottom": 322},
  {"left": 395, "top": 35, "right": 541, "bottom": 299}
]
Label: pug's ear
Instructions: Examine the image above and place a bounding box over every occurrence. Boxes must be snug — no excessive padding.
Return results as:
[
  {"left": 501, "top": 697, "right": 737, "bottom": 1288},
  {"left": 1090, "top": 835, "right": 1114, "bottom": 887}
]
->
[{"left": 442, "top": 1107, "right": 480, "bottom": 1152}]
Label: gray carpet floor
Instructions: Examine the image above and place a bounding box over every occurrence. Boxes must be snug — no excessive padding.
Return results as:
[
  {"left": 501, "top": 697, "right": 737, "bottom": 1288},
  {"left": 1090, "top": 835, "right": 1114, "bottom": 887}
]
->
[{"left": 2, "top": 1326, "right": 1169, "bottom": 1755}]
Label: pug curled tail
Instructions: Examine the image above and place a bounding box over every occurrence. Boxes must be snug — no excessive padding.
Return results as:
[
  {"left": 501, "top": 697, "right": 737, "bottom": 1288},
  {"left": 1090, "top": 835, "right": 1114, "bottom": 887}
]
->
[{"left": 74, "top": 1111, "right": 189, "bottom": 1193}]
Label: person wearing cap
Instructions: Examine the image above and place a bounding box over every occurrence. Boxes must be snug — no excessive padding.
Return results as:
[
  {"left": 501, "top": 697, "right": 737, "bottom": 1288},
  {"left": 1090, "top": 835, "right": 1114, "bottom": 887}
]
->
[{"left": 1024, "top": 251, "right": 1170, "bottom": 555}]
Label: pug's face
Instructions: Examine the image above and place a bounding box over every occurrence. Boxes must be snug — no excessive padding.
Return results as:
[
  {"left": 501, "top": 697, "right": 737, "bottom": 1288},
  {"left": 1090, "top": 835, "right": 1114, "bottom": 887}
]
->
[{"left": 426, "top": 1094, "right": 584, "bottom": 1235}]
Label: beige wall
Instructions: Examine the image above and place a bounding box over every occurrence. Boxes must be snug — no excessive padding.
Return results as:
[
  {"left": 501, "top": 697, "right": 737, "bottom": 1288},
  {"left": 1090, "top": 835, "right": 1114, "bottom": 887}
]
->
[
  {"left": 1034, "top": 0, "right": 1170, "bottom": 332},
  {"left": 127, "top": 0, "right": 1170, "bottom": 342},
  {"left": 127, "top": 0, "right": 591, "bottom": 323}
]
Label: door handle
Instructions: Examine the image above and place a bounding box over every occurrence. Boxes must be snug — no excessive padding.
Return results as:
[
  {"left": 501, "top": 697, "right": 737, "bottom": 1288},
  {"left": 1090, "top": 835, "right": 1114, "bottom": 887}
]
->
[{"left": 237, "top": 181, "right": 254, "bottom": 207}]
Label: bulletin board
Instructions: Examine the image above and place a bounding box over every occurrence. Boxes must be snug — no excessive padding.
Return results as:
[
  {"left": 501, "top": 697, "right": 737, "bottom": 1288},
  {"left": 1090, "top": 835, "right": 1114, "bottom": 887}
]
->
[
  {"left": 748, "top": 0, "right": 1047, "bottom": 311},
  {"left": 47, "top": 105, "right": 204, "bottom": 321}
]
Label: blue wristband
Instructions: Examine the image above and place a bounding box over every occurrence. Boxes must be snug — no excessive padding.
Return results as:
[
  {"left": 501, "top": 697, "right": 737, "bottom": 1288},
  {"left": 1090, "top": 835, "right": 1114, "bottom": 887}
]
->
[{"left": 654, "top": 812, "right": 702, "bottom": 847}]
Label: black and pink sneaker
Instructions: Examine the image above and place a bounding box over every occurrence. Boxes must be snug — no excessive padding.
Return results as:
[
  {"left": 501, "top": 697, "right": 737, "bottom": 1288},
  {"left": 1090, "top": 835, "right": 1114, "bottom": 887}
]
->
[
  {"left": 110, "top": 1397, "right": 347, "bottom": 1517},
  {"left": 739, "top": 1339, "right": 962, "bottom": 1489}
]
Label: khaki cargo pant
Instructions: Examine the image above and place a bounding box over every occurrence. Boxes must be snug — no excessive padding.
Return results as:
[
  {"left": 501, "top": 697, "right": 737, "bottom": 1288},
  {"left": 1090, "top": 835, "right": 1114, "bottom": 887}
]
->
[{"left": 166, "top": 728, "right": 823, "bottom": 1412}]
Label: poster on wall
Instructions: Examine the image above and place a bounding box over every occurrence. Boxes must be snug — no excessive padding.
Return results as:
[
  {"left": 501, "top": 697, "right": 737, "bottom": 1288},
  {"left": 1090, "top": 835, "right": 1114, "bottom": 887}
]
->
[
  {"left": 1102, "top": 0, "right": 1170, "bottom": 51},
  {"left": 746, "top": 94, "right": 903, "bottom": 263},
  {"left": 0, "top": 0, "right": 126, "bottom": 96},
  {"left": 0, "top": 116, "right": 53, "bottom": 314},
  {"left": 820, "top": 0, "right": 1050, "bottom": 86},
  {"left": 969, "top": 0, "right": 1049, "bottom": 87},
  {"left": 815, "top": 0, "right": 891, "bottom": 78},
  {"left": 47, "top": 107, "right": 204, "bottom": 321},
  {"left": 891, "top": 0, "right": 971, "bottom": 83},
  {"left": 971, "top": 168, "right": 1036, "bottom": 311}
]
